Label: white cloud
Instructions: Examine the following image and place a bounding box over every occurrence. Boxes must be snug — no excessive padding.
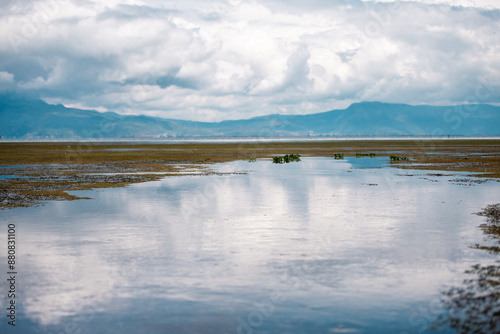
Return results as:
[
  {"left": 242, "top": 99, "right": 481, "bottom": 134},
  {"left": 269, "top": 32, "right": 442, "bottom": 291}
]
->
[
  {"left": 0, "top": 71, "right": 14, "bottom": 83},
  {"left": 1, "top": 0, "right": 499, "bottom": 121},
  {"left": 0, "top": 71, "right": 15, "bottom": 92},
  {"left": 362, "top": 0, "right": 500, "bottom": 9}
]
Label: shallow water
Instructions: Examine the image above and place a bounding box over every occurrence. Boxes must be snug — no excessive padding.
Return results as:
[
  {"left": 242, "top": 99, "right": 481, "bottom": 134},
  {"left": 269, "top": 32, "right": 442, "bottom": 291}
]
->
[
  {"left": 1, "top": 157, "right": 498, "bottom": 334},
  {"left": 0, "top": 175, "right": 21, "bottom": 179}
]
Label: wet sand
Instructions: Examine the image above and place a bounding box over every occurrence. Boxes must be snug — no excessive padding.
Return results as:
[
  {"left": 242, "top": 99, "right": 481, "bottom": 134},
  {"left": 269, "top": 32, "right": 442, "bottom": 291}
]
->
[{"left": 1, "top": 139, "right": 499, "bottom": 209}]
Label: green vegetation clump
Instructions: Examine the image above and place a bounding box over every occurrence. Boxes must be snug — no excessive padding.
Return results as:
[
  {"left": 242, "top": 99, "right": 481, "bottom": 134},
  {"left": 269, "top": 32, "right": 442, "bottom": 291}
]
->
[
  {"left": 334, "top": 153, "right": 344, "bottom": 160},
  {"left": 390, "top": 155, "right": 409, "bottom": 161},
  {"left": 272, "top": 154, "right": 301, "bottom": 164},
  {"left": 248, "top": 156, "right": 257, "bottom": 162},
  {"left": 356, "top": 153, "right": 376, "bottom": 158}
]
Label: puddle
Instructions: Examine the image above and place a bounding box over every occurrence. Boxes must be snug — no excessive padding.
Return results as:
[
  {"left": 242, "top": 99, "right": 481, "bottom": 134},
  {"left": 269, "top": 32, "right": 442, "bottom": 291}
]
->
[
  {"left": 347, "top": 156, "right": 387, "bottom": 169},
  {"left": 1, "top": 158, "right": 498, "bottom": 333},
  {"left": 0, "top": 165, "right": 28, "bottom": 168},
  {"left": 0, "top": 175, "right": 22, "bottom": 179}
]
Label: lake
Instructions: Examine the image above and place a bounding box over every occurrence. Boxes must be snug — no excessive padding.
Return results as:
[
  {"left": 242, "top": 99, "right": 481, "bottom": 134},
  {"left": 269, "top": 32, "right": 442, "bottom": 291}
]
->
[{"left": 1, "top": 157, "right": 498, "bottom": 333}]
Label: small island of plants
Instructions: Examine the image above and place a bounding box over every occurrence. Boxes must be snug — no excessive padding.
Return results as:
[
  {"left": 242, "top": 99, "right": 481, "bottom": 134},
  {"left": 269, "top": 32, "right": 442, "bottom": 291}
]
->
[
  {"left": 272, "top": 154, "right": 301, "bottom": 164},
  {"left": 390, "top": 155, "right": 409, "bottom": 161},
  {"left": 334, "top": 153, "right": 344, "bottom": 160}
]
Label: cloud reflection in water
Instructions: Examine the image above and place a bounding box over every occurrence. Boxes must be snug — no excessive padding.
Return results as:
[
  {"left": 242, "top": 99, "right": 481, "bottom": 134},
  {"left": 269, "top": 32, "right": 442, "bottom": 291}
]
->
[{"left": 1, "top": 157, "right": 498, "bottom": 333}]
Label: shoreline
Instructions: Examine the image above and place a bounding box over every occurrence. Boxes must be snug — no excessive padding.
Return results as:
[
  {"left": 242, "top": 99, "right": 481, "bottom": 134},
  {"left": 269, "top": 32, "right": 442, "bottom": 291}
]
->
[
  {"left": 1, "top": 139, "right": 499, "bottom": 209},
  {"left": 2, "top": 136, "right": 500, "bottom": 144}
]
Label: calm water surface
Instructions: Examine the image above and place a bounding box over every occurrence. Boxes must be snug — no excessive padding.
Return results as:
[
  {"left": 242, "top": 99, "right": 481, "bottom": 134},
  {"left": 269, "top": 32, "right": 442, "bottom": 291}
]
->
[{"left": 1, "top": 157, "right": 498, "bottom": 334}]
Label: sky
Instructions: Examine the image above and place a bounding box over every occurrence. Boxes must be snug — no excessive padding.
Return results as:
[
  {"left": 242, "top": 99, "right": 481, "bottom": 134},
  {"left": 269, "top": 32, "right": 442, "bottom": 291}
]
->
[{"left": 1, "top": 0, "right": 500, "bottom": 121}]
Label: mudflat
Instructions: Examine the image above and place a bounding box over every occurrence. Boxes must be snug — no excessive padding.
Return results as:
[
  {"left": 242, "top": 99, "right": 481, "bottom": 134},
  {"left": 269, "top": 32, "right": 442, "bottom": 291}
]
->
[{"left": 1, "top": 139, "right": 499, "bottom": 209}]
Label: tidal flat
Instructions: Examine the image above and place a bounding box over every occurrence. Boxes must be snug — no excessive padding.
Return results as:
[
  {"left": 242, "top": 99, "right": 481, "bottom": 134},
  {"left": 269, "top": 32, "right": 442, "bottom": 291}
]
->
[
  {"left": 0, "top": 139, "right": 500, "bottom": 333},
  {"left": 1, "top": 139, "right": 499, "bottom": 209}
]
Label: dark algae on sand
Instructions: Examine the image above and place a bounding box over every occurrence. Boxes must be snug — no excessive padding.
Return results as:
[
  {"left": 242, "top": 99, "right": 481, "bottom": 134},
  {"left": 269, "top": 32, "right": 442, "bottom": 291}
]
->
[{"left": 434, "top": 204, "right": 500, "bottom": 334}]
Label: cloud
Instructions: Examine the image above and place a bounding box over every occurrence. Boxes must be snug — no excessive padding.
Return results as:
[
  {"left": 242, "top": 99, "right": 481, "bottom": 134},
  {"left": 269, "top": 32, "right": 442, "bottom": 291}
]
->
[
  {"left": 0, "top": 71, "right": 15, "bottom": 91},
  {"left": 0, "top": 0, "right": 499, "bottom": 121}
]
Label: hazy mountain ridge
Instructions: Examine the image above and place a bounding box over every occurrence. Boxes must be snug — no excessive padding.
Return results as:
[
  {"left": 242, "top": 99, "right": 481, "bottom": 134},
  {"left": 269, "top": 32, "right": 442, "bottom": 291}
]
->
[{"left": 1, "top": 94, "right": 499, "bottom": 139}]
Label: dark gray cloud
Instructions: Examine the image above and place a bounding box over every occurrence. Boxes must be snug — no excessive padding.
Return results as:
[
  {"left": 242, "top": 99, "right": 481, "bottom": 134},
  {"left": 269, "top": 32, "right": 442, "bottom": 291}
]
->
[{"left": 0, "top": 0, "right": 499, "bottom": 121}]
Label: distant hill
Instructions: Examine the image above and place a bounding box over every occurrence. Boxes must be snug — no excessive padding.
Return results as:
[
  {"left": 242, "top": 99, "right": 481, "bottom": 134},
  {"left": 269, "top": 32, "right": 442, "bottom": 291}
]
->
[{"left": 1, "top": 93, "right": 499, "bottom": 139}]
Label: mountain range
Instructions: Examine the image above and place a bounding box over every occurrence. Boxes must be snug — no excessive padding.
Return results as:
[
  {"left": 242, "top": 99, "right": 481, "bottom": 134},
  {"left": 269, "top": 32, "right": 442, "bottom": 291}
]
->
[{"left": 1, "top": 93, "right": 499, "bottom": 139}]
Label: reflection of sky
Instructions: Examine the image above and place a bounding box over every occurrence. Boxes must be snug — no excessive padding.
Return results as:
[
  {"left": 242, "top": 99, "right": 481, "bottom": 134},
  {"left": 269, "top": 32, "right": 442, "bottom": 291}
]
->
[{"left": 1, "top": 158, "right": 498, "bottom": 333}]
